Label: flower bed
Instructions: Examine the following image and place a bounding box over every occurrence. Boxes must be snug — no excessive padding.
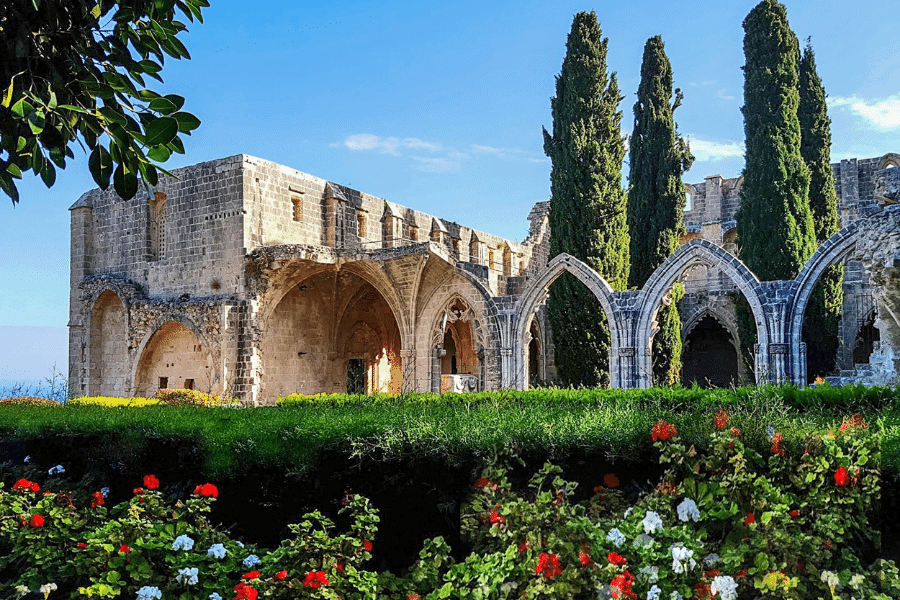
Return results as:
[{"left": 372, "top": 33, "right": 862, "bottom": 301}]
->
[{"left": 0, "top": 409, "right": 893, "bottom": 599}]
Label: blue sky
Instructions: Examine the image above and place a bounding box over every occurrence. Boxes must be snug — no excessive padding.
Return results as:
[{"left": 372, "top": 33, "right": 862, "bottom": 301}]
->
[{"left": 1, "top": 0, "right": 898, "bottom": 383}]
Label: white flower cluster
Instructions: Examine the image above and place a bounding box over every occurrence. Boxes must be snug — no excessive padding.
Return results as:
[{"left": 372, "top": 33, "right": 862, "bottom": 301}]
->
[
  {"left": 642, "top": 511, "right": 663, "bottom": 534},
  {"left": 209, "top": 594, "right": 223, "bottom": 600},
  {"left": 670, "top": 544, "right": 696, "bottom": 574},
  {"left": 607, "top": 527, "right": 626, "bottom": 547},
  {"left": 647, "top": 584, "right": 662, "bottom": 600},
  {"left": 676, "top": 498, "right": 700, "bottom": 522},
  {"left": 639, "top": 565, "right": 659, "bottom": 584},
  {"left": 670, "top": 592, "right": 683, "bottom": 600},
  {"left": 177, "top": 567, "right": 199, "bottom": 585},
  {"left": 40, "top": 583, "right": 58, "bottom": 596},
  {"left": 633, "top": 533, "right": 654, "bottom": 549},
  {"left": 207, "top": 543, "right": 227, "bottom": 559},
  {"left": 172, "top": 535, "right": 195, "bottom": 551},
  {"left": 48, "top": 465, "right": 65, "bottom": 476},
  {"left": 711, "top": 575, "right": 738, "bottom": 600},
  {"left": 703, "top": 553, "right": 720, "bottom": 567}
]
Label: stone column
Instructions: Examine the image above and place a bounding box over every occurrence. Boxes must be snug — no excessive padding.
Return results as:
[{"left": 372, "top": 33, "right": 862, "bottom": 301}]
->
[{"left": 400, "top": 349, "right": 415, "bottom": 393}]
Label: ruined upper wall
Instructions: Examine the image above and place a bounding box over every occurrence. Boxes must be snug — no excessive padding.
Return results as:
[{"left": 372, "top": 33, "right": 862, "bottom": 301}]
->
[{"left": 69, "top": 155, "right": 247, "bottom": 298}]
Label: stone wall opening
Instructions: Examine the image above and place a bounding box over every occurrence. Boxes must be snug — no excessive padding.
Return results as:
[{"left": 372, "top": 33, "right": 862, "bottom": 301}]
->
[
  {"left": 854, "top": 309, "right": 880, "bottom": 365},
  {"left": 260, "top": 269, "right": 402, "bottom": 399},
  {"left": 681, "top": 315, "right": 739, "bottom": 388},
  {"left": 89, "top": 291, "right": 127, "bottom": 397},
  {"left": 439, "top": 300, "right": 478, "bottom": 376},
  {"left": 528, "top": 320, "right": 541, "bottom": 385},
  {"left": 135, "top": 321, "right": 211, "bottom": 397}
]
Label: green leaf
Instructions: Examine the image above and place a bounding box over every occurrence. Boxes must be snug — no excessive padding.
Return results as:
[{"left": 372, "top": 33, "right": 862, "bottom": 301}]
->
[
  {"left": 172, "top": 111, "right": 200, "bottom": 133},
  {"left": 28, "top": 110, "right": 46, "bottom": 135},
  {"left": 40, "top": 161, "right": 56, "bottom": 188},
  {"left": 143, "top": 117, "right": 178, "bottom": 146},
  {"left": 2, "top": 78, "right": 15, "bottom": 109},
  {"left": 47, "top": 91, "right": 57, "bottom": 110},
  {"left": 31, "top": 147, "right": 45, "bottom": 173},
  {"left": 16, "top": 137, "right": 27, "bottom": 152},
  {"left": 754, "top": 552, "right": 769, "bottom": 571},
  {"left": 167, "top": 136, "right": 185, "bottom": 154},
  {"left": 114, "top": 162, "right": 138, "bottom": 199},
  {"left": 89, "top": 145, "right": 113, "bottom": 189},
  {"left": 10, "top": 98, "right": 33, "bottom": 119},
  {"left": 138, "top": 160, "right": 158, "bottom": 187},
  {"left": 7, "top": 163, "right": 22, "bottom": 178},
  {"left": 106, "top": 570, "right": 120, "bottom": 583},
  {"left": 760, "top": 511, "right": 774, "bottom": 525},
  {"left": 147, "top": 144, "right": 171, "bottom": 162}
]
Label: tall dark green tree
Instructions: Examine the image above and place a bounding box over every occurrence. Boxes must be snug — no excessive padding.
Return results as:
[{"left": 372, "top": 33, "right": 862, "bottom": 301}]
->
[
  {"left": 735, "top": 0, "right": 817, "bottom": 368},
  {"left": 626, "top": 35, "right": 694, "bottom": 385},
  {"left": 543, "top": 11, "right": 628, "bottom": 387},
  {"left": 799, "top": 39, "right": 843, "bottom": 380}
]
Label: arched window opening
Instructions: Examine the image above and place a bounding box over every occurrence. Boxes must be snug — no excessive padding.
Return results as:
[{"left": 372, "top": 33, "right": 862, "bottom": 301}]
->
[
  {"left": 681, "top": 316, "right": 739, "bottom": 388},
  {"left": 528, "top": 320, "right": 541, "bottom": 385},
  {"left": 150, "top": 192, "right": 167, "bottom": 261}
]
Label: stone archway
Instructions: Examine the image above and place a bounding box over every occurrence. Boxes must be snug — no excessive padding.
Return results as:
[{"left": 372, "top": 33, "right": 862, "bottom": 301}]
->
[
  {"left": 636, "top": 239, "right": 767, "bottom": 387},
  {"left": 430, "top": 295, "right": 484, "bottom": 393},
  {"left": 134, "top": 320, "right": 213, "bottom": 398},
  {"left": 513, "top": 253, "right": 619, "bottom": 389},
  {"left": 258, "top": 268, "right": 403, "bottom": 399},
  {"left": 89, "top": 290, "right": 127, "bottom": 396},
  {"left": 787, "top": 221, "right": 864, "bottom": 385}
]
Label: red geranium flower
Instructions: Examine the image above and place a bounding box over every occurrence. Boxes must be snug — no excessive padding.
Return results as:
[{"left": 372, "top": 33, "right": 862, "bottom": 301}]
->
[
  {"left": 743, "top": 512, "right": 755, "bottom": 526},
  {"left": 362, "top": 538, "right": 372, "bottom": 552},
  {"left": 473, "top": 477, "right": 498, "bottom": 490},
  {"left": 730, "top": 426, "right": 741, "bottom": 437},
  {"left": 519, "top": 540, "right": 528, "bottom": 553},
  {"left": 407, "top": 594, "right": 420, "bottom": 600},
  {"left": 610, "top": 569, "right": 636, "bottom": 599},
  {"left": 788, "top": 509, "right": 800, "bottom": 518},
  {"left": 579, "top": 551, "right": 591, "bottom": 565},
  {"left": 143, "top": 475, "right": 159, "bottom": 490},
  {"left": 704, "top": 569, "right": 721, "bottom": 578},
  {"left": 771, "top": 433, "right": 786, "bottom": 457},
  {"left": 694, "top": 581, "right": 714, "bottom": 599},
  {"left": 120, "top": 544, "right": 130, "bottom": 553},
  {"left": 13, "top": 478, "right": 40, "bottom": 493},
  {"left": 651, "top": 420, "right": 677, "bottom": 442},
  {"left": 90, "top": 491, "right": 105, "bottom": 508},
  {"left": 133, "top": 487, "right": 143, "bottom": 495},
  {"left": 242, "top": 570, "right": 260, "bottom": 580},
  {"left": 603, "top": 473, "right": 619, "bottom": 488},
  {"left": 233, "top": 582, "right": 258, "bottom": 600},
  {"left": 334, "top": 562, "right": 344, "bottom": 573},
  {"left": 193, "top": 483, "right": 219, "bottom": 498},
  {"left": 273, "top": 570, "right": 288, "bottom": 580},
  {"left": 735, "top": 568, "right": 748, "bottom": 579},
  {"left": 29, "top": 514, "right": 44, "bottom": 527},
  {"left": 489, "top": 507, "right": 505, "bottom": 525},
  {"left": 607, "top": 551, "right": 626, "bottom": 566},
  {"left": 713, "top": 408, "right": 730, "bottom": 429},
  {"left": 302, "top": 571, "right": 329, "bottom": 588},
  {"left": 834, "top": 467, "right": 850, "bottom": 487},
  {"left": 77, "top": 542, "right": 88, "bottom": 549},
  {"left": 535, "top": 552, "right": 562, "bottom": 578}
]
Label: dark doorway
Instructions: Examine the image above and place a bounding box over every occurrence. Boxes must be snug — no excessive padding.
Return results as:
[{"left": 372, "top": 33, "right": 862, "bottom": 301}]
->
[
  {"left": 854, "top": 311, "right": 880, "bottom": 365},
  {"left": 682, "top": 316, "right": 739, "bottom": 388},
  {"left": 347, "top": 359, "right": 366, "bottom": 394}
]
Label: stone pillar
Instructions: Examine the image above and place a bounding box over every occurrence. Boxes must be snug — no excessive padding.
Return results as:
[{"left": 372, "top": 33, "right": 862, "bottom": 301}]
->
[
  {"left": 400, "top": 349, "right": 415, "bottom": 393},
  {"left": 500, "top": 347, "right": 514, "bottom": 389},
  {"left": 324, "top": 182, "right": 347, "bottom": 248},
  {"left": 704, "top": 175, "right": 723, "bottom": 225},
  {"left": 69, "top": 193, "right": 94, "bottom": 398},
  {"left": 431, "top": 347, "right": 444, "bottom": 393}
]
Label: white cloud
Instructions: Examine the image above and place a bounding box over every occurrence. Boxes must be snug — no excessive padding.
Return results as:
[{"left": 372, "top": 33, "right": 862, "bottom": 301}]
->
[
  {"left": 337, "top": 134, "right": 544, "bottom": 170},
  {"left": 342, "top": 134, "right": 442, "bottom": 155},
  {"left": 685, "top": 136, "right": 745, "bottom": 162},
  {"left": 828, "top": 94, "right": 900, "bottom": 131}
]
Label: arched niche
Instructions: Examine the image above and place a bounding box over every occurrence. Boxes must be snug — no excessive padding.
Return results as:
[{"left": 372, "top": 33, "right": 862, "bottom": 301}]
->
[
  {"left": 134, "top": 320, "right": 213, "bottom": 398},
  {"left": 682, "top": 315, "right": 740, "bottom": 388}
]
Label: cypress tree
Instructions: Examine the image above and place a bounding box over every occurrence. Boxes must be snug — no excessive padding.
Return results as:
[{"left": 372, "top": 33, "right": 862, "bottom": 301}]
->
[
  {"left": 543, "top": 11, "right": 629, "bottom": 387},
  {"left": 799, "top": 40, "right": 843, "bottom": 381},
  {"left": 626, "top": 35, "right": 694, "bottom": 385},
  {"left": 735, "top": 0, "right": 817, "bottom": 369}
]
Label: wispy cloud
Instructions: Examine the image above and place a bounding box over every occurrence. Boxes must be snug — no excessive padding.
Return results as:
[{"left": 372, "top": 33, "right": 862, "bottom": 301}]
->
[
  {"left": 336, "top": 133, "right": 543, "bottom": 172},
  {"left": 685, "top": 136, "right": 745, "bottom": 162},
  {"left": 688, "top": 80, "right": 716, "bottom": 87},
  {"left": 716, "top": 89, "right": 735, "bottom": 101},
  {"left": 340, "top": 134, "right": 442, "bottom": 155},
  {"left": 828, "top": 94, "right": 900, "bottom": 131}
]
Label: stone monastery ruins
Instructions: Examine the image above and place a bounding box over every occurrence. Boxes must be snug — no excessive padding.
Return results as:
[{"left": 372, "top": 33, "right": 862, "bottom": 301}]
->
[{"left": 69, "top": 153, "right": 900, "bottom": 404}]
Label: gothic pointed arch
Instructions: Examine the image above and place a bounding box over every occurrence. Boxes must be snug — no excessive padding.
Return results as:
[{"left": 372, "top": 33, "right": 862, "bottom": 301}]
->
[
  {"left": 132, "top": 316, "right": 215, "bottom": 398},
  {"left": 88, "top": 289, "right": 128, "bottom": 396},
  {"left": 636, "top": 238, "right": 767, "bottom": 382}
]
